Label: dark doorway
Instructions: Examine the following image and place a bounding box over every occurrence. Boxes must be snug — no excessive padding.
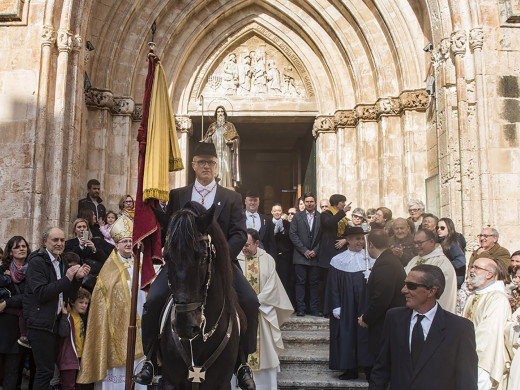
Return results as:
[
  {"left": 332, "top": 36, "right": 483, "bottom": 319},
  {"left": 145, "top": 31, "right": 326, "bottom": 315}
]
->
[{"left": 190, "top": 115, "right": 316, "bottom": 214}]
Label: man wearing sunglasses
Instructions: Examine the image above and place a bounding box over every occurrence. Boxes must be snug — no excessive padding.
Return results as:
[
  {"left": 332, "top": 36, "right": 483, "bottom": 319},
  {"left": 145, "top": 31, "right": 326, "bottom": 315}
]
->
[
  {"left": 369, "top": 264, "right": 478, "bottom": 390},
  {"left": 462, "top": 258, "right": 512, "bottom": 390},
  {"left": 467, "top": 227, "right": 511, "bottom": 279},
  {"left": 404, "top": 229, "right": 457, "bottom": 313}
]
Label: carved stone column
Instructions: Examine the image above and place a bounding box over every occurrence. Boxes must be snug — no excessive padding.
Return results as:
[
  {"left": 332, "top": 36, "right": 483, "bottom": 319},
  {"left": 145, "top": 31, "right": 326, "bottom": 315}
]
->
[
  {"left": 312, "top": 116, "right": 337, "bottom": 199},
  {"left": 172, "top": 115, "right": 193, "bottom": 187}
]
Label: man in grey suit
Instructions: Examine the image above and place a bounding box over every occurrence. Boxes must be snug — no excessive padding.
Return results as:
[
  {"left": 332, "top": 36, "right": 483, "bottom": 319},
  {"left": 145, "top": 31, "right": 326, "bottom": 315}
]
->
[{"left": 289, "top": 192, "right": 321, "bottom": 316}]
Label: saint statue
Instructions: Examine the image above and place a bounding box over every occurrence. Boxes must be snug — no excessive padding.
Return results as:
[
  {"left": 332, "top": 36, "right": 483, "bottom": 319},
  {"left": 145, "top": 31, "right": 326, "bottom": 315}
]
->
[{"left": 203, "top": 106, "right": 241, "bottom": 187}]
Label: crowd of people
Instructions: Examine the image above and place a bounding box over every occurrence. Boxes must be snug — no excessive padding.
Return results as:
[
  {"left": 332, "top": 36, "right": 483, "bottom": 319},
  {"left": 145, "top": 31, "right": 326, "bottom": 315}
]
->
[{"left": 1, "top": 153, "right": 520, "bottom": 390}]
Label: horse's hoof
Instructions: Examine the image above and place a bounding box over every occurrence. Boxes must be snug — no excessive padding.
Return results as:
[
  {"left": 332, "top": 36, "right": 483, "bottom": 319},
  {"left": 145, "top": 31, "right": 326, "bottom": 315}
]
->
[
  {"left": 133, "top": 361, "right": 155, "bottom": 385},
  {"left": 236, "top": 364, "right": 256, "bottom": 390}
]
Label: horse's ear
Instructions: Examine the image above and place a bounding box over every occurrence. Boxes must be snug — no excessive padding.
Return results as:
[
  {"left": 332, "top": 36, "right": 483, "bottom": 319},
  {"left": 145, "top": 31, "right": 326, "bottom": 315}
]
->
[{"left": 196, "top": 204, "right": 215, "bottom": 233}]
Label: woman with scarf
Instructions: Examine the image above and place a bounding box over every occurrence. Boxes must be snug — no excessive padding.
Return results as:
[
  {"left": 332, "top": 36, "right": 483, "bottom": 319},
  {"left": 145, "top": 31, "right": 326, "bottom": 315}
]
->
[
  {"left": 0, "top": 236, "right": 31, "bottom": 390},
  {"left": 118, "top": 194, "right": 135, "bottom": 221}
]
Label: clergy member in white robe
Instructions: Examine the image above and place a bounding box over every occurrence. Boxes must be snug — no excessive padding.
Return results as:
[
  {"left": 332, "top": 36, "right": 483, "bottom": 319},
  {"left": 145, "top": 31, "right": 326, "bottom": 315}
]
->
[
  {"left": 506, "top": 307, "right": 520, "bottom": 390},
  {"left": 463, "top": 257, "right": 511, "bottom": 390},
  {"left": 405, "top": 229, "right": 457, "bottom": 313},
  {"left": 77, "top": 215, "right": 147, "bottom": 390},
  {"left": 237, "top": 229, "right": 294, "bottom": 390}
]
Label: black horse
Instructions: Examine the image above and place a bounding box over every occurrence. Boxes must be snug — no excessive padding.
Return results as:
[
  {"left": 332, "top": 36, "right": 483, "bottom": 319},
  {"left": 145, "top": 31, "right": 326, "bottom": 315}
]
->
[{"left": 159, "top": 201, "right": 243, "bottom": 389}]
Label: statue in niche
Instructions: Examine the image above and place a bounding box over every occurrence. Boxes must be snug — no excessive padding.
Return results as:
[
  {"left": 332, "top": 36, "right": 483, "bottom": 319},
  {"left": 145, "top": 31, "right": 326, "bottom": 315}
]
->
[
  {"left": 252, "top": 51, "right": 267, "bottom": 94},
  {"left": 266, "top": 60, "right": 281, "bottom": 95},
  {"left": 203, "top": 106, "right": 241, "bottom": 187},
  {"left": 238, "top": 55, "right": 252, "bottom": 95},
  {"left": 221, "top": 53, "right": 239, "bottom": 94},
  {"left": 282, "top": 65, "right": 299, "bottom": 96}
]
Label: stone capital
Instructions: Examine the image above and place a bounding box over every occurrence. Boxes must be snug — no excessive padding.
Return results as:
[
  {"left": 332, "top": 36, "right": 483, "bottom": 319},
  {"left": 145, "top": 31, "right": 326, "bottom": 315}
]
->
[
  {"left": 57, "top": 29, "right": 73, "bottom": 53},
  {"left": 85, "top": 88, "right": 114, "bottom": 110},
  {"left": 175, "top": 116, "right": 193, "bottom": 135},
  {"left": 399, "top": 89, "right": 430, "bottom": 111},
  {"left": 132, "top": 104, "right": 143, "bottom": 121},
  {"left": 469, "top": 28, "right": 484, "bottom": 50},
  {"left": 356, "top": 105, "right": 378, "bottom": 121},
  {"left": 72, "top": 34, "right": 83, "bottom": 53},
  {"left": 312, "top": 115, "right": 335, "bottom": 138},
  {"left": 334, "top": 110, "right": 358, "bottom": 127},
  {"left": 450, "top": 30, "right": 467, "bottom": 56},
  {"left": 376, "top": 98, "right": 402, "bottom": 117},
  {"left": 42, "top": 25, "right": 56, "bottom": 47},
  {"left": 431, "top": 38, "right": 450, "bottom": 67},
  {"left": 111, "top": 97, "right": 135, "bottom": 115}
]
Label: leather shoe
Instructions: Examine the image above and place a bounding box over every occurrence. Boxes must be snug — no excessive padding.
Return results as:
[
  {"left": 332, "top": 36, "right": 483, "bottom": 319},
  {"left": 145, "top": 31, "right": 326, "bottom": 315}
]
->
[
  {"left": 133, "top": 361, "right": 154, "bottom": 385},
  {"left": 236, "top": 364, "right": 256, "bottom": 390},
  {"left": 296, "top": 311, "right": 305, "bottom": 316},
  {"left": 339, "top": 368, "right": 358, "bottom": 380},
  {"left": 310, "top": 311, "right": 323, "bottom": 317}
]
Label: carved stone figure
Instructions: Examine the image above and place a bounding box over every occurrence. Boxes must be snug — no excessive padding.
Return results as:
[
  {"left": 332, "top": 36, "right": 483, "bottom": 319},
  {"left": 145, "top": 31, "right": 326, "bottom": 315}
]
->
[
  {"left": 203, "top": 106, "right": 241, "bottom": 187},
  {"left": 282, "top": 66, "right": 299, "bottom": 96},
  {"left": 266, "top": 60, "right": 281, "bottom": 95},
  {"left": 239, "top": 55, "right": 252, "bottom": 95},
  {"left": 221, "top": 53, "right": 239, "bottom": 94},
  {"left": 252, "top": 52, "right": 267, "bottom": 94}
]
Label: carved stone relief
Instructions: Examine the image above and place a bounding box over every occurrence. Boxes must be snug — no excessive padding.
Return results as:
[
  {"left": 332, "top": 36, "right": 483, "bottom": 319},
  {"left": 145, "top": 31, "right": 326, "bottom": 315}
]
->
[
  {"left": 85, "top": 88, "right": 114, "bottom": 110},
  {"left": 199, "top": 32, "right": 312, "bottom": 99},
  {"left": 356, "top": 105, "right": 378, "bottom": 121},
  {"left": 450, "top": 30, "right": 467, "bottom": 56},
  {"left": 376, "top": 98, "right": 402, "bottom": 117},
  {"left": 41, "top": 25, "right": 56, "bottom": 47},
  {"left": 312, "top": 116, "right": 335, "bottom": 138},
  {"left": 399, "top": 89, "right": 430, "bottom": 111},
  {"left": 175, "top": 116, "right": 193, "bottom": 135},
  {"left": 469, "top": 28, "right": 484, "bottom": 50},
  {"left": 112, "top": 97, "right": 134, "bottom": 115},
  {"left": 334, "top": 110, "right": 358, "bottom": 127},
  {"left": 132, "top": 104, "right": 143, "bottom": 121}
]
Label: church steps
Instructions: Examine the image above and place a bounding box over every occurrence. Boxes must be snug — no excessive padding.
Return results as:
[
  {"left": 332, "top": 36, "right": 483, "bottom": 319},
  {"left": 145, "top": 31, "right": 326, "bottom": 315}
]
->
[{"left": 277, "top": 314, "right": 368, "bottom": 389}]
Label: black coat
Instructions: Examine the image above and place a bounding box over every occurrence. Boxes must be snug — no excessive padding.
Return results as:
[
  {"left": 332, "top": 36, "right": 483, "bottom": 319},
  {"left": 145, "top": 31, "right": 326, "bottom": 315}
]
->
[
  {"left": 23, "top": 248, "right": 82, "bottom": 333},
  {"left": 318, "top": 209, "right": 347, "bottom": 268},
  {"left": 363, "top": 249, "right": 406, "bottom": 355},
  {"left": 369, "top": 306, "right": 478, "bottom": 390},
  {"left": 256, "top": 213, "right": 277, "bottom": 259},
  {"left": 0, "top": 263, "right": 26, "bottom": 354},
  {"left": 274, "top": 219, "right": 293, "bottom": 255},
  {"left": 77, "top": 195, "right": 106, "bottom": 222},
  {"left": 166, "top": 184, "right": 247, "bottom": 260},
  {"left": 289, "top": 210, "right": 321, "bottom": 266}
]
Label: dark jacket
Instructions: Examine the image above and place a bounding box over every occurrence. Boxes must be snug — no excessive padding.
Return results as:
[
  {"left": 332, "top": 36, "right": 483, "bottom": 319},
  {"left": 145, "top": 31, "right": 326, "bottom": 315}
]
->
[
  {"left": 23, "top": 248, "right": 82, "bottom": 333},
  {"left": 318, "top": 209, "right": 347, "bottom": 268},
  {"left": 369, "top": 306, "right": 478, "bottom": 390},
  {"left": 274, "top": 219, "right": 293, "bottom": 255},
  {"left": 289, "top": 210, "right": 321, "bottom": 266},
  {"left": 57, "top": 313, "right": 80, "bottom": 371},
  {"left": 439, "top": 237, "right": 466, "bottom": 288},
  {"left": 77, "top": 195, "right": 106, "bottom": 222},
  {"left": 363, "top": 249, "right": 406, "bottom": 355},
  {"left": 0, "top": 263, "right": 26, "bottom": 354},
  {"left": 389, "top": 234, "right": 417, "bottom": 267},
  {"left": 64, "top": 238, "right": 107, "bottom": 274},
  {"left": 256, "top": 213, "right": 277, "bottom": 259},
  {"left": 166, "top": 184, "right": 247, "bottom": 260}
]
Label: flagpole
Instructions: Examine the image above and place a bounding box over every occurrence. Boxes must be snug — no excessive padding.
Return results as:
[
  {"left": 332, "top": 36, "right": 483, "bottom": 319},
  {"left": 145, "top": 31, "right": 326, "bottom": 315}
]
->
[{"left": 125, "top": 22, "right": 157, "bottom": 390}]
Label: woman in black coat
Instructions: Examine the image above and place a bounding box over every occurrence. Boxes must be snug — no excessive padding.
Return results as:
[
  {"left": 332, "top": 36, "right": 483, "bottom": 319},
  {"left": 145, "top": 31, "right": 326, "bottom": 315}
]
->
[
  {"left": 438, "top": 217, "right": 466, "bottom": 288},
  {"left": 0, "top": 236, "right": 32, "bottom": 390}
]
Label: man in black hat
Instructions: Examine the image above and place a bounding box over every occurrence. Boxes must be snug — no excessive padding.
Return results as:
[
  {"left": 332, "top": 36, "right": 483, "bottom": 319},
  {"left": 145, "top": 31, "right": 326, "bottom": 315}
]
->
[
  {"left": 135, "top": 142, "right": 258, "bottom": 390},
  {"left": 324, "top": 226, "right": 375, "bottom": 381}
]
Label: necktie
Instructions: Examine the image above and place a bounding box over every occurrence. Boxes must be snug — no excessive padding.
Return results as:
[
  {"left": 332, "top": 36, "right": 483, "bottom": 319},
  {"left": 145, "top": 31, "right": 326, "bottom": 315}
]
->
[
  {"left": 411, "top": 314, "right": 425, "bottom": 369},
  {"left": 251, "top": 214, "right": 256, "bottom": 228}
]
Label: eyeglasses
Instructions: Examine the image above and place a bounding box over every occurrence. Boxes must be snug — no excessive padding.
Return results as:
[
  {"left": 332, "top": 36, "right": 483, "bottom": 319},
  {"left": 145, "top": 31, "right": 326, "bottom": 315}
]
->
[
  {"left": 194, "top": 160, "right": 217, "bottom": 167},
  {"left": 352, "top": 215, "right": 364, "bottom": 220},
  {"left": 470, "top": 264, "right": 491, "bottom": 273},
  {"left": 124, "top": 200, "right": 133, "bottom": 204},
  {"left": 439, "top": 226, "right": 447, "bottom": 231},
  {"left": 477, "top": 234, "right": 493, "bottom": 239},
  {"left": 404, "top": 281, "right": 430, "bottom": 290},
  {"left": 408, "top": 208, "right": 420, "bottom": 213},
  {"left": 413, "top": 239, "right": 432, "bottom": 246}
]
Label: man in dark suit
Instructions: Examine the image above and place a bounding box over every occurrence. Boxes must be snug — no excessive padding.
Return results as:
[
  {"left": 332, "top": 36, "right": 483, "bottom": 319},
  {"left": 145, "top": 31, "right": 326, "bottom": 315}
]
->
[
  {"left": 358, "top": 229, "right": 406, "bottom": 358},
  {"left": 243, "top": 190, "right": 276, "bottom": 258},
  {"left": 289, "top": 192, "right": 321, "bottom": 316},
  {"left": 271, "top": 203, "right": 294, "bottom": 303},
  {"left": 135, "top": 142, "right": 258, "bottom": 390},
  {"left": 369, "top": 264, "right": 478, "bottom": 390}
]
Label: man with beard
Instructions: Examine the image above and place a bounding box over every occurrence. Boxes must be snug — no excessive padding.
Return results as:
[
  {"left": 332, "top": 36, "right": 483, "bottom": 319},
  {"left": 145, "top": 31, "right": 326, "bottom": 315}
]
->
[{"left": 462, "top": 257, "right": 511, "bottom": 390}]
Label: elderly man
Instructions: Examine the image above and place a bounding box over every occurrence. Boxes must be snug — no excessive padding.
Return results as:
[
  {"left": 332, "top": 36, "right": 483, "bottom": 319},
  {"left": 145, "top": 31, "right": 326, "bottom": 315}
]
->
[
  {"left": 421, "top": 213, "right": 439, "bottom": 233},
  {"left": 389, "top": 217, "right": 417, "bottom": 267},
  {"left": 407, "top": 200, "right": 425, "bottom": 233},
  {"left": 319, "top": 198, "right": 330, "bottom": 212},
  {"left": 462, "top": 257, "right": 512, "bottom": 390},
  {"left": 369, "top": 264, "right": 478, "bottom": 390},
  {"left": 78, "top": 215, "right": 146, "bottom": 388},
  {"left": 324, "top": 226, "right": 375, "bottom": 380},
  {"left": 405, "top": 229, "right": 457, "bottom": 313},
  {"left": 468, "top": 228, "right": 511, "bottom": 276},
  {"left": 24, "top": 227, "right": 90, "bottom": 390},
  {"left": 237, "top": 229, "right": 293, "bottom": 389}
]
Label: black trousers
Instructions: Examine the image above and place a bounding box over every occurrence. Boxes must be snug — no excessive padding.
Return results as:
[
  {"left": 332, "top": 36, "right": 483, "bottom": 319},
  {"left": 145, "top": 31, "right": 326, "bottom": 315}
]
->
[
  {"left": 0, "top": 352, "right": 21, "bottom": 390},
  {"left": 295, "top": 264, "right": 320, "bottom": 313},
  {"left": 27, "top": 328, "right": 59, "bottom": 390},
  {"left": 142, "top": 262, "right": 259, "bottom": 359}
]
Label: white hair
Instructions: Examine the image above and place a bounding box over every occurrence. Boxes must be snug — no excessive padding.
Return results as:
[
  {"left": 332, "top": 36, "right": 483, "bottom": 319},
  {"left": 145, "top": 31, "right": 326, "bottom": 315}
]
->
[{"left": 408, "top": 199, "right": 425, "bottom": 210}]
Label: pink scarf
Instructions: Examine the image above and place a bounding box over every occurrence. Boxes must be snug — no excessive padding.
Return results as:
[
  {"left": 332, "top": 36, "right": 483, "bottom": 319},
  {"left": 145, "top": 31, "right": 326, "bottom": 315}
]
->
[{"left": 10, "top": 261, "right": 28, "bottom": 284}]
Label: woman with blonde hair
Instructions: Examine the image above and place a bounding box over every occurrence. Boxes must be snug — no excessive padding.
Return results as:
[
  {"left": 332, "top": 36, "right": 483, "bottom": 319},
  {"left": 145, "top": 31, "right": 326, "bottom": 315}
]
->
[{"left": 118, "top": 194, "right": 135, "bottom": 220}]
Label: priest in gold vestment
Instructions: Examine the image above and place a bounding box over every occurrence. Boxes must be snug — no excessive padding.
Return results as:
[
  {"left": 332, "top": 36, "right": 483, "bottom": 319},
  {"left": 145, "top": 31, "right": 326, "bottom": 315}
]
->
[
  {"left": 237, "top": 229, "right": 293, "bottom": 390},
  {"left": 77, "top": 215, "right": 146, "bottom": 389},
  {"left": 463, "top": 257, "right": 512, "bottom": 390}
]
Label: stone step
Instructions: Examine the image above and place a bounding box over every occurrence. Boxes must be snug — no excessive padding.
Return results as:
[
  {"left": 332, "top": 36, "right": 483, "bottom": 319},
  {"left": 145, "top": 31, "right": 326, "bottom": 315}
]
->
[
  {"left": 282, "top": 329, "right": 329, "bottom": 348},
  {"left": 281, "top": 314, "right": 329, "bottom": 331},
  {"left": 279, "top": 344, "right": 330, "bottom": 372},
  {"left": 277, "top": 369, "right": 369, "bottom": 389}
]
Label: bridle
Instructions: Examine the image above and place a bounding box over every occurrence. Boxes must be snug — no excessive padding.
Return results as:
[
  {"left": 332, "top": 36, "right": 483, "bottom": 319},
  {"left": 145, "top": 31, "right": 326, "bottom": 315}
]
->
[{"left": 169, "top": 233, "right": 221, "bottom": 342}]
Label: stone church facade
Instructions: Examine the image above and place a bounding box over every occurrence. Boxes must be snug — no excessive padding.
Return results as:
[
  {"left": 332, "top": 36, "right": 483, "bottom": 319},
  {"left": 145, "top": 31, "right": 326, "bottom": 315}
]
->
[{"left": 0, "top": 0, "right": 519, "bottom": 251}]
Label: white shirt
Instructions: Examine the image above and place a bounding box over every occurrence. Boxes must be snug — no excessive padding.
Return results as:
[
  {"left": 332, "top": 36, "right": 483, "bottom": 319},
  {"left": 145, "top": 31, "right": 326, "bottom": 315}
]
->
[
  {"left": 246, "top": 211, "right": 260, "bottom": 231},
  {"left": 329, "top": 249, "right": 375, "bottom": 273},
  {"left": 409, "top": 302, "right": 438, "bottom": 350},
  {"left": 306, "top": 210, "right": 316, "bottom": 231},
  {"left": 46, "top": 249, "right": 63, "bottom": 315},
  {"left": 191, "top": 179, "right": 217, "bottom": 209}
]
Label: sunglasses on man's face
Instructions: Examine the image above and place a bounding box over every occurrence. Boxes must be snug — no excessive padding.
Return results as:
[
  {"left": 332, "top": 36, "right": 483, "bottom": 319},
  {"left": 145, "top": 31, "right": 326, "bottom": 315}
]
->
[
  {"left": 289, "top": 212, "right": 296, "bottom": 215},
  {"left": 404, "top": 281, "right": 430, "bottom": 290}
]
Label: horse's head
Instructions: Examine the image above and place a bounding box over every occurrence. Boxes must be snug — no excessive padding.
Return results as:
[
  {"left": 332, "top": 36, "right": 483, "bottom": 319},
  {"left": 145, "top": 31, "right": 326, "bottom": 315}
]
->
[{"left": 164, "top": 201, "right": 216, "bottom": 339}]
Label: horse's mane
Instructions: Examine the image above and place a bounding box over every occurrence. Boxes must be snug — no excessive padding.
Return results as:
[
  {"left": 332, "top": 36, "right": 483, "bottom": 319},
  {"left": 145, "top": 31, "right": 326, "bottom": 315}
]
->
[{"left": 165, "top": 204, "right": 239, "bottom": 317}]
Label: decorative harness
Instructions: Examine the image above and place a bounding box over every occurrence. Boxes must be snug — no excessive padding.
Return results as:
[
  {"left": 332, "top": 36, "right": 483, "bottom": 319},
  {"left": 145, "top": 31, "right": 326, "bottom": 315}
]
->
[{"left": 164, "top": 234, "right": 235, "bottom": 388}]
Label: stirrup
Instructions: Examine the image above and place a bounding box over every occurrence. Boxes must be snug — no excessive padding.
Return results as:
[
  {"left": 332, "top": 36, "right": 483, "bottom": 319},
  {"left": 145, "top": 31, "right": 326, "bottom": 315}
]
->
[
  {"left": 133, "top": 358, "right": 155, "bottom": 384},
  {"left": 235, "top": 363, "right": 254, "bottom": 387}
]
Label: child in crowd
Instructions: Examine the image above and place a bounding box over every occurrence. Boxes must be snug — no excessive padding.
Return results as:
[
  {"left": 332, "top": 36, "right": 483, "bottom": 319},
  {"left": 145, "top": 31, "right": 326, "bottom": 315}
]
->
[
  {"left": 100, "top": 210, "right": 117, "bottom": 246},
  {"left": 58, "top": 287, "right": 91, "bottom": 390}
]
